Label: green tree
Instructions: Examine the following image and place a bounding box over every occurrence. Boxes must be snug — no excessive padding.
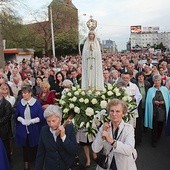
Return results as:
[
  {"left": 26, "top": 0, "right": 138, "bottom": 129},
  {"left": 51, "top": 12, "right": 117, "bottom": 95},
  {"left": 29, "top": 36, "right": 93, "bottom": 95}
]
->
[{"left": 55, "top": 29, "right": 78, "bottom": 56}]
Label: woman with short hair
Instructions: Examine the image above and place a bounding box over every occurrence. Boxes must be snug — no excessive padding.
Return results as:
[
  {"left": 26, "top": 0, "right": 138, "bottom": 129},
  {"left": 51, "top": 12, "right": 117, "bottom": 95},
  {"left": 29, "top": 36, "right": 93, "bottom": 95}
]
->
[
  {"left": 37, "top": 82, "right": 55, "bottom": 110},
  {"left": 144, "top": 74, "right": 170, "bottom": 147},
  {"left": 35, "top": 105, "right": 78, "bottom": 170},
  {"left": 92, "top": 99, "right": 137, "bottom": 170}
]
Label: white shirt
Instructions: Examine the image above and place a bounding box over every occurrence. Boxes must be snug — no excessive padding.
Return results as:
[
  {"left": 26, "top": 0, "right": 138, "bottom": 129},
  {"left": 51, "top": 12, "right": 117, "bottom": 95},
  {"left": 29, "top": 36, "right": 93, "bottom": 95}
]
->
[
  {"left": 5, "top": 95, "right": 16, "bottom": 107},
  {"left": 50, "top": 128, "right": 66, "bottom": 142}
]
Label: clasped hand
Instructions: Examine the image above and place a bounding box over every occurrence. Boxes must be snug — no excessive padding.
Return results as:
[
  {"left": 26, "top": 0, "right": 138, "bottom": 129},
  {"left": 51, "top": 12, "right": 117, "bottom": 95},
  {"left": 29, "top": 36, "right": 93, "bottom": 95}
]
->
[
  {"left": 102, "top": 122, "right": 113, "bottom": 144},
  {"left": 154, "top": 100, "right": 164, "bottom": 105},
  {"left": 55, "top": 125, "right": 65, "bottom": 138}
]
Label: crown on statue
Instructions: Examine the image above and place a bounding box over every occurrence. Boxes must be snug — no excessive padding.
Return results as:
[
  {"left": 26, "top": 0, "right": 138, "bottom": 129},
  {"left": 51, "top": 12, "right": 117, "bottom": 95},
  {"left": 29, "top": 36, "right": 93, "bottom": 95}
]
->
[{"left": 86, "top": 16, "right": 97, "bottom": 31}]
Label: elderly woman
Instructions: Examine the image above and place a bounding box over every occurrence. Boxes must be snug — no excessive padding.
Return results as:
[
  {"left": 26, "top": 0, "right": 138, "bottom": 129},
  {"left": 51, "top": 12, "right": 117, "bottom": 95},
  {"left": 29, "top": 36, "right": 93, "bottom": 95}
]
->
[
  {"left": 92, "top": 99, "right": 137, "bottom": 170},
  {"left": 37, "top": 82, "right": 55, "bottom": 110},
  {"left": 35, "top": 105, "right": 78, "bottom": 170},
  {"left": 61, "top": 79, "right": 73, "bottom": 95},
  {"left": 15, "top": 85, "right": 44, "bottom": 170},
  {"left": 144, "top": 74, "right": 170, "bottom": 147}
]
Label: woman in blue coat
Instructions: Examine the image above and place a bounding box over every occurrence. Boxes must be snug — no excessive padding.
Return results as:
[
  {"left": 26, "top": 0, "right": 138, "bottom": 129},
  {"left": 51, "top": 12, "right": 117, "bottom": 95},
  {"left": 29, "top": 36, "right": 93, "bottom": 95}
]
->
[
  {"left": 15, "top": 85, "right": 44, "bottom": 170},
  {"left": 35, "top": 105, "right": 79, "bottom": 170},
  {"left": 144, "top": 74, "right": 170, "bottom": 147}
]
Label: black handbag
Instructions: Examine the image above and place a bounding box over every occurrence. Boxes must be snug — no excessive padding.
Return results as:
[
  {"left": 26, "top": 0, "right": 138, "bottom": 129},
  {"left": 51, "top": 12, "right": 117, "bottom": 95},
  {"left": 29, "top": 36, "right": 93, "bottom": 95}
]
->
[{"left": 95, "top": 152, "right": 110, "bottom": 169}]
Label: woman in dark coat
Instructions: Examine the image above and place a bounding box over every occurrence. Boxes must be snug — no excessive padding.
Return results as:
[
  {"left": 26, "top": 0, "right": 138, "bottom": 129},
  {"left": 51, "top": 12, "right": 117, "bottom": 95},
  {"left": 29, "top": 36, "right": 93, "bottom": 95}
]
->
[
  {"left": 35, "top": 105, "right": 78, "bottom": 170},
  {"left": 135, "top": 71, "right": 151, "bottom": 145},
  {"left": 0, "top": 90, "right": 13, "bottom": 161}
]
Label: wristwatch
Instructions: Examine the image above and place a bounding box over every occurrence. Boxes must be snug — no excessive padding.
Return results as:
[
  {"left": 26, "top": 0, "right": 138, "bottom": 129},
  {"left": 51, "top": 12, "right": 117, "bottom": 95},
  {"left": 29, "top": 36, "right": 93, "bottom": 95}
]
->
[{"left": 111, "top": 140, "right": 117, "bottom": 149}]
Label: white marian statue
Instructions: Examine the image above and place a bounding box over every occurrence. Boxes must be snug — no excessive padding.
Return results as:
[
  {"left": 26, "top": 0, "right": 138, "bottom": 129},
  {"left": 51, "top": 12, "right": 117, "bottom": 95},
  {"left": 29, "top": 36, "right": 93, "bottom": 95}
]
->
[{"left": 81, "top": 17, "right": 104, "bottom": 91}]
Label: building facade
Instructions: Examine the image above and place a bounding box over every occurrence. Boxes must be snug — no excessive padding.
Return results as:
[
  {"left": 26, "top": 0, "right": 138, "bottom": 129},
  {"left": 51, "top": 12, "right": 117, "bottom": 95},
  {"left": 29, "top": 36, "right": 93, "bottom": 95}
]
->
[
  {"left": 102, "top": 40, "right": 117, "bottom": 54},
  {"left": 130, "top": 26, "right": 170, "bottom": 51}
]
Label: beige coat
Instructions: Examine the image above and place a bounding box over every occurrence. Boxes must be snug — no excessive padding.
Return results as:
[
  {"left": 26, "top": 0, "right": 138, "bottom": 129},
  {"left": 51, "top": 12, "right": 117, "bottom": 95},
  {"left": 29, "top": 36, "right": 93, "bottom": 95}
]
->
[{"left": 92, "top": 120, "right": 137, "bottom": 170}]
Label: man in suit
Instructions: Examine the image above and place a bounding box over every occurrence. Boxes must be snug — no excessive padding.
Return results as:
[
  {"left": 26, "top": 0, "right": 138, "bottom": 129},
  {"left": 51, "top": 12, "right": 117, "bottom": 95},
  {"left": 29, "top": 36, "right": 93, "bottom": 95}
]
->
[
  {"left": 70, "top": 69, "right": 81, "bottom": 86},
  {"left": 35, "top": 105, "right": 78, "bottom": 170}
]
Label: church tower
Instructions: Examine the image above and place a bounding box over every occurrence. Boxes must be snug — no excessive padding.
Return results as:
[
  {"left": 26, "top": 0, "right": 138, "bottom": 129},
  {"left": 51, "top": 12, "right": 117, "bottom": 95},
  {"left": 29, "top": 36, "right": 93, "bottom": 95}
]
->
[{"left": 49, "top": 0, "right": 78, "bottom": 36}]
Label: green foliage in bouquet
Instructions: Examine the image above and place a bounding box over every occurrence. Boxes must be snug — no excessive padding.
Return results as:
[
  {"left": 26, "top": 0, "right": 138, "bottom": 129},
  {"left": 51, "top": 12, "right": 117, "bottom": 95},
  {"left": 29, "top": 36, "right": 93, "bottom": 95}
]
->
[{"left": 59, "top": 83, "right": 137, "bottom": 136}]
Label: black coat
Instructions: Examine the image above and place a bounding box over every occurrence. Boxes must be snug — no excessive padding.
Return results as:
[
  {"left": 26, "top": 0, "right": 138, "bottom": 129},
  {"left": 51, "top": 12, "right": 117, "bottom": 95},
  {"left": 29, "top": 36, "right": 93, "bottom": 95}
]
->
[
  {"left": 35, "top": 124, "right": 78, "bottom": 170},
  {"left": 0, "top": 98, "right": 13, "bottom": 140}
]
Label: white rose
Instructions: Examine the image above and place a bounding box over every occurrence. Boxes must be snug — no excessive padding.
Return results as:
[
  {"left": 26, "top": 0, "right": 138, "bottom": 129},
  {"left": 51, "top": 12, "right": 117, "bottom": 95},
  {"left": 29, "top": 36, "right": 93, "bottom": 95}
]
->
[
  {"left": 79, "top": 98, "right": 84, "bottom": 103},
  {"left": 74, "top": 91, "right": 79, "bottom": 96},
  {"left": 103, "top": 88, "right": 107, "bottom": 93},
  {"left": 67, "top": 92, "right": 72, "bottom": 97},
  {"left": 107, "top": 91, "right": 113, "bottom": 96},
  {"left": 95, "top": 91, "right": 101, "bottom": 96},
  {"left": 100, "top": 100, "right": 107, "bottom": 109},
  {"left": 87, "top": 90, "right": 92, "bottom": 94},
  {"left": 74, "top": 106, "right": 80, "bottom": 114},
  {"left": 91, "top": 98, "right": 97, "bottom": 104},
  {"left": 113, "top": 87, "right": 119, "bottom": 93},
  {"left": 81, "top": 91, "right": 85, "bottom": 96},
  {"left": 107, "top": 84, "right": 113, "bottom": 90},
  {"left": 69, "top": 103, "right": 74, "bottom": 109},
  {"left": 72, "top": 96, "right": 77, "bottom": 102},
  {"left": 101, "top": 95, "right": 106, "bottom": 100},
  {"left": 63, "top": 108, "right": 69, "bottom": 113},
  {"left": 122, "top": 96, "right": 128, "bottom": 102},
  {"left": 59, "top": 100, "right": 65, "bottom": 105},
  {"left": 116, "top": 92, "right": 121, "bottom": 96},
  {"left": 72, "top": 87, "right": 76, "bottom": 91},
  {"left": 78, "top": 88, "right": 82, "bottom": 92},
  {"left": 61, "top": 95, "right": 66, "bottom": 99},
  {"left": 84, "top": 98, "right": 89, "bottom": 104},
  {"left": 85, "top": 107, "right": 94, "bottom": 116}
]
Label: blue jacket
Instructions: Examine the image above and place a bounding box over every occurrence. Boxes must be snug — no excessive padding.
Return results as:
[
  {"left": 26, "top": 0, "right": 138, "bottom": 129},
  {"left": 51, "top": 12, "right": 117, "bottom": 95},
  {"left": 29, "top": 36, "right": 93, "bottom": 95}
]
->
[
  {"left": 35, "top": 124, "right": 78, "bottom": 170},
  {"left": 15, "top": 99, "right": 44, "bottom": 147},
  {"left": 144, "top": 86, "right": 170, "bottom": 129}
]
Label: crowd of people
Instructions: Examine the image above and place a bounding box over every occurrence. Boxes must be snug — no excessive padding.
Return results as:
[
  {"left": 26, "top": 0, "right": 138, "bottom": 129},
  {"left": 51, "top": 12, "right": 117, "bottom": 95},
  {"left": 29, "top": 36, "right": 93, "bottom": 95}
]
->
[{"left": 0, "top": 50, "right": 169, "bottom": 169}]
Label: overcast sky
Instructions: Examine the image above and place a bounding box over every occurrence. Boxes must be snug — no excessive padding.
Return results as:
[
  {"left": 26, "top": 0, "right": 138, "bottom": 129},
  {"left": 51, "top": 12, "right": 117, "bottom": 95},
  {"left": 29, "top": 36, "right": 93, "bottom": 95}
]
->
[{"left": 20, "top": 0, "right": 170, "bottom": 50}]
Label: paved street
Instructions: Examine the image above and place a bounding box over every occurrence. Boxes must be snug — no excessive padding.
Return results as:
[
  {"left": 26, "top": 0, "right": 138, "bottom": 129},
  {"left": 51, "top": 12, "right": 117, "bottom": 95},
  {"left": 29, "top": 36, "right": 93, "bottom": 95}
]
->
[{"left": 10, "top": 130, "right": 170, "bottom": 170}]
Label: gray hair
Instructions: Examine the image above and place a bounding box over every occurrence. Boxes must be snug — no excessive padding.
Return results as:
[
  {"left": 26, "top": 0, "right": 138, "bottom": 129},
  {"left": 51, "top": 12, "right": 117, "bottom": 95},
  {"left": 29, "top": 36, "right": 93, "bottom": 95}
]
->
[
  {"left": 152, "top": 74, "right": 162, "bottom": 81},
  {"left": 44, "top": 105, "right": 62, "bottom": 119},
  {"left": 62, "top": 79, "right": 73, "bottom": 87}
]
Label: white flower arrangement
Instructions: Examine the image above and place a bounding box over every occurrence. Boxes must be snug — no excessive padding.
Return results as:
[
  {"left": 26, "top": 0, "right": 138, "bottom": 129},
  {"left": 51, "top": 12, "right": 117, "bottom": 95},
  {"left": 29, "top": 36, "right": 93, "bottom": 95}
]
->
[{"left": 59, "top": 83, "right": 136, "bottom": 136}]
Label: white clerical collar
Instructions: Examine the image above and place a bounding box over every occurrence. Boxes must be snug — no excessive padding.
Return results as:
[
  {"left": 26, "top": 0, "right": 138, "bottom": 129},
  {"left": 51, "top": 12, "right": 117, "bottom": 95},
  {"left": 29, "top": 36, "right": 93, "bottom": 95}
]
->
[{"left": 21, "top": 97, "right": 36, "bottom": 106}]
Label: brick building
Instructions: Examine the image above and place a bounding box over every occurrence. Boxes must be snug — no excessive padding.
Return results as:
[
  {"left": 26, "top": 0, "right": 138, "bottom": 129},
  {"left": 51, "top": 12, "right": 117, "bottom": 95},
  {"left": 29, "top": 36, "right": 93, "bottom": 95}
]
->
[{"left": 27, "top": 0, "right": 78, "bottom": 56}]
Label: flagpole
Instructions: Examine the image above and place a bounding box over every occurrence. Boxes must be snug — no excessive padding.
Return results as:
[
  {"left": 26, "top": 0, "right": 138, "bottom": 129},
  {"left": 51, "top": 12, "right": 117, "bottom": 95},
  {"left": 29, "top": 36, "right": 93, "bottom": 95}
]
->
[{"left": 50, "top": 6, "right": 56, "bottom": 58}]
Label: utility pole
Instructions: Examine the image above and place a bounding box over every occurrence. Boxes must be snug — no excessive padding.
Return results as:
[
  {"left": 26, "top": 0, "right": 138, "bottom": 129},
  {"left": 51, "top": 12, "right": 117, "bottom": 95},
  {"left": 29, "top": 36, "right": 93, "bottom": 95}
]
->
[{"left": 50, "top": 6, "right": 55, "bottom": 58}]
